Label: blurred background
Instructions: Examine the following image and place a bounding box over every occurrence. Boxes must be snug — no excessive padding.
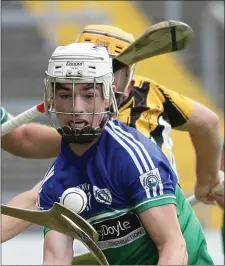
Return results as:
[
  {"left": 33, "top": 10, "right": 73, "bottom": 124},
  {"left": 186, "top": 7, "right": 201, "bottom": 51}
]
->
[{"left": 1, "top": 1, "right": 224, "bottom": 264}]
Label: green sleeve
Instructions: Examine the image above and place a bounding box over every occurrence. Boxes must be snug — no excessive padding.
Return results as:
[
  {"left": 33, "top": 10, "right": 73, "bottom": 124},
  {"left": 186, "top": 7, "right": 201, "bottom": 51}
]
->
[{"left": 134, "top": 194, "right": 177, "bottom": 213}]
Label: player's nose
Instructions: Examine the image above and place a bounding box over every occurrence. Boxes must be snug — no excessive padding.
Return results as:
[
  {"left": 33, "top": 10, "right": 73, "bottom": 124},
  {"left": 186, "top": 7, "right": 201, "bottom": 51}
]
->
[{"left": 71, "top": 96, "right": 85, "bottom": 114}]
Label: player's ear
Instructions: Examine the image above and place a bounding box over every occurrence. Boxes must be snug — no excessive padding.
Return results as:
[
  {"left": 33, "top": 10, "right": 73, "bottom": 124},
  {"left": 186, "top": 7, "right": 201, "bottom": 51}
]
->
[
  {"left": 124, "top": 80, "right": 135, "bottom": 96},
  {"left": 48, "top": 82, "right": 56, "bottom": 108},
  {"left": 50, "top": 97, "right": 55, "bottom": 108},
  {"left": 112, "top": 85, "right": 116, "bottom": 93},
  {"left": 104, "top": 99, "right": 110, "bottom": 109}
]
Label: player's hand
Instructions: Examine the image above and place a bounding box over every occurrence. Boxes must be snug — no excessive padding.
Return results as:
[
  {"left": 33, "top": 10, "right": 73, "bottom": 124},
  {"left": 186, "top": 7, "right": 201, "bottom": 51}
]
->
[
  {"left": 194, "top": 183, "right": 217, "bottom": 205},
  {"left": 208, "top": 171, "right": 224, "bottom": 209},
  {"left": 194, "top": 171, "right": 224, "bottom": 205},
  {"left": 212, "top": 194, "right": 224, "bottom": 209},
  {"left": 194, "top": 176, "right": 220, "bottom": 205}
]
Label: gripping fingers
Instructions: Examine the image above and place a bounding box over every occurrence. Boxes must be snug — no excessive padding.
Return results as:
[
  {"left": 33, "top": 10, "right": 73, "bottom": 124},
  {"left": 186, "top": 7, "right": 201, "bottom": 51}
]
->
[{"left": 188, "top": 171, "right": 224, "bottom": 206}]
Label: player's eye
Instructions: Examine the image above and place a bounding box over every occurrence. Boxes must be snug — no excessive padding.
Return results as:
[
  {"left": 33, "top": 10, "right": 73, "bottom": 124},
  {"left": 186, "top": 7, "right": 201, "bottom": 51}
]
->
[
  {"left": 85, "top": 94, "right": 95, "bottom": 99},
  {"left": 60, "top": 94, "right": 72, "bottom": 99}
]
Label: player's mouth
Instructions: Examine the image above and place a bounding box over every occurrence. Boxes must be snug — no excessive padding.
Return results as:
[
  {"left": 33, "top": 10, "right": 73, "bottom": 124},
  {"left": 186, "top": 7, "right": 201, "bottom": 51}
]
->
[{"left": 68, "top": 120, "right": 89, "bottom": 128}]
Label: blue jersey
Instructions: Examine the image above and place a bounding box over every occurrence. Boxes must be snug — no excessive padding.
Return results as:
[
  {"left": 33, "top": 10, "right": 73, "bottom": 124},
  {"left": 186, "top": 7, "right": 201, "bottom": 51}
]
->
[{"left": 38, "top": 118, "right": 178, "bottom": 264}]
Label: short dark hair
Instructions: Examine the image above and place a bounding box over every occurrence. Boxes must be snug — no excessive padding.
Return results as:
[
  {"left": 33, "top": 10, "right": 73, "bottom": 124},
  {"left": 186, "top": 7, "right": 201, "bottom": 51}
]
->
[{"left": 51, "top": 82, "right": 69, "bottom": 92}]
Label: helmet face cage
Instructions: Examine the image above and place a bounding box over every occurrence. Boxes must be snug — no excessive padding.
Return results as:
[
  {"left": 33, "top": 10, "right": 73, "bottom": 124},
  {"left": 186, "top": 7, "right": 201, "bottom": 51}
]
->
[
  {"left": 44, "top": 43, "right": 118, "bottom": 144},
  {"left": 45, "top": 74, "right": 118, "bottom": 144}
]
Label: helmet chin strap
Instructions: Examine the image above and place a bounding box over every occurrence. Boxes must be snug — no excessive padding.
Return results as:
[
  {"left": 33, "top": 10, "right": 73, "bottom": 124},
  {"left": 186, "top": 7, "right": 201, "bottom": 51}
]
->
[{"left": 57, "top": 115, "right": 108, "bottom": 144}]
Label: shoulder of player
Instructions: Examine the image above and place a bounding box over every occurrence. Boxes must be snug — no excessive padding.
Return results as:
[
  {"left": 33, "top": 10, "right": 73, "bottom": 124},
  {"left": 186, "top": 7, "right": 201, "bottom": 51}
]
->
[
  {"left": 105, "top": 119, "right": 160, "bottom": 168},
  {"left": 134, "top": 74, "right": 150, "bottom": 89},
  {"left": 134, "top": 74, "right": 165, "bottom": 87},
  {"left": 133, "top": 75, "right": 168, "bottom": 98}
]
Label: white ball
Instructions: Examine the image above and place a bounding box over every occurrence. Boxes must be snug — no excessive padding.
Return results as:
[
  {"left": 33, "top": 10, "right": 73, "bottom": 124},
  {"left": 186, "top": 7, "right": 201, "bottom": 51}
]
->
[{"left": 60, "top": 187, "right": 88, "bottom": 214}]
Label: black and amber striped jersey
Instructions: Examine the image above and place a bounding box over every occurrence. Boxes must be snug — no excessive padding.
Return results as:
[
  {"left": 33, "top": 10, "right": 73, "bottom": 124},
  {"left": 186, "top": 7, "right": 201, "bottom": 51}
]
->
[{"left": 116, "top": 75, "right": 194, "bottom": 174}]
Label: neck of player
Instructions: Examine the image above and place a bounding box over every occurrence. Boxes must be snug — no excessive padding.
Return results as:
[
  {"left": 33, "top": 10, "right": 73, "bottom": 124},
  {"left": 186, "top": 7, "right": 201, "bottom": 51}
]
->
[{"left": 69, "top": 139, "right": 98, "bottom": 156}]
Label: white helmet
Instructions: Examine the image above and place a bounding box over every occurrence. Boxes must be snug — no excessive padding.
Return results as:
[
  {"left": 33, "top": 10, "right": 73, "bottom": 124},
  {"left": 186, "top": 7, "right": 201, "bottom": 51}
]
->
[{"left": 44, "top": 42, "right": 118, "bottom": 144}]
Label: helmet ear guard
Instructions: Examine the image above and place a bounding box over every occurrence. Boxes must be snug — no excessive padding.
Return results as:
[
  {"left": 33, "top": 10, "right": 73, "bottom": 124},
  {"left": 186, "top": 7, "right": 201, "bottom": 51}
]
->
[{"left": 44, "top": 42, "right": 118, "bottom": 144}]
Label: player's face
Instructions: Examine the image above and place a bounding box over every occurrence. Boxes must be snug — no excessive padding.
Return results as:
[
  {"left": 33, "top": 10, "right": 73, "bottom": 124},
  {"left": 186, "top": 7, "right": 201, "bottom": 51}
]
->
[
  {"left": 113, "top": 67, "right": 129, "bottom": 93},
  {"left": 113, "top": 67, "right": 134, "bottom": 96},
  {"left": 54, "top": 83, "right": 109, "bottom": 129}
]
